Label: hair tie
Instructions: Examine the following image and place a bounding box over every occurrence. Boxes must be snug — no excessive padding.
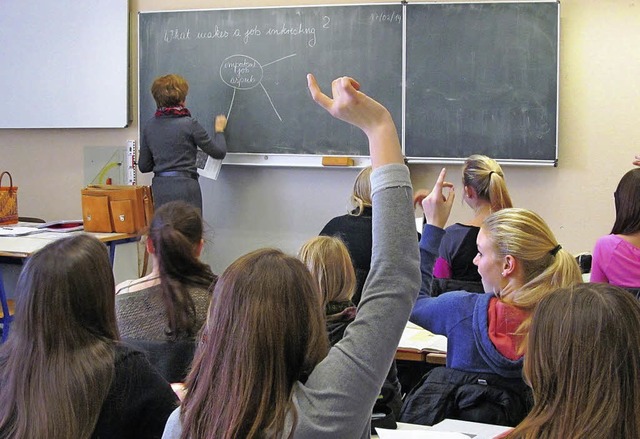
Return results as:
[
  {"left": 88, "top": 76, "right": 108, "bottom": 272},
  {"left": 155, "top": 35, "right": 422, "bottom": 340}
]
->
[
  {"left": 549, "top": 244, "right": 562, "bottom": 256},
  {"left": 488, "top": 171, "right": 495, "bottom": 177}
]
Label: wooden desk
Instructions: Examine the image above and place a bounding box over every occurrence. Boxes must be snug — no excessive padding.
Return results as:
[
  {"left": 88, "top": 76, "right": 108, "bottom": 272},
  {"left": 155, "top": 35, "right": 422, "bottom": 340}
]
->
[
  {"left": 396, "top": 322, "right": 447, "bottom": 365},
  {"left": 0, "top": 230, "right": 138, "bottom": 297},
  {"left": 396, "top": 349, "right": 447, "bottom": 365},
  {"left": 0, "top": 230, "right": 137, "bottom": 264}
]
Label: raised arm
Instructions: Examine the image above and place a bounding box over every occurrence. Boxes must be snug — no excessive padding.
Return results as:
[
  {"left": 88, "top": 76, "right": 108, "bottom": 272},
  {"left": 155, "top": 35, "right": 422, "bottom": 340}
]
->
[{"left": 296, "top": 74, "right": 419, "bottom": 438}]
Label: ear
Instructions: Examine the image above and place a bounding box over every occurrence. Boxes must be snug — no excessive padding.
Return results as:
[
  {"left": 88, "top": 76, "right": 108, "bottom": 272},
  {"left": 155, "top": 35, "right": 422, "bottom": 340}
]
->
[
  {"left": 465, "top": 185, "right": 478, "bottom": 200},
  {"left": 501, "top": 255, "right": 517, "bottom": 277},
  {"left": 194, "top": 239, "right": 204, "bottom": 258},
  {"left": 146, "top": 237, "right": 155, "bottom": 255}
]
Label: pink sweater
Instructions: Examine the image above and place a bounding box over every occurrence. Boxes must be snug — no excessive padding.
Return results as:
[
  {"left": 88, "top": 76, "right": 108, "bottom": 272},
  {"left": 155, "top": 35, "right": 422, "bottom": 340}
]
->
[{"left": 591, "top": 234, "right": 640, "bottom": 288}]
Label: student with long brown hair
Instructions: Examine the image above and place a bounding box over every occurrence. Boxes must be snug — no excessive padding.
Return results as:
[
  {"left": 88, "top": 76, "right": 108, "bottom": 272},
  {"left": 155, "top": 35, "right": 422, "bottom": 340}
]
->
[
  {"left": 161, "top": 74, "right": 421, "bottom": 439},
  {"left": 116, "top": 200, "right": 216, "bottom": 341},
  {"left": 504, "top": 283, "right": 640, "bottom": 438},
  {"left": 0, "top": 234, "right": 177, "bottom": 439}
]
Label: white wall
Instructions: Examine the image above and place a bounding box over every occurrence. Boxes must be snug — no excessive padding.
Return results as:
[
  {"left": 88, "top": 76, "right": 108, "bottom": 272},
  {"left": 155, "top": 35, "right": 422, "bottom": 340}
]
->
[{"left": 1, "top": 0, "right": 638, "bottom": 275}]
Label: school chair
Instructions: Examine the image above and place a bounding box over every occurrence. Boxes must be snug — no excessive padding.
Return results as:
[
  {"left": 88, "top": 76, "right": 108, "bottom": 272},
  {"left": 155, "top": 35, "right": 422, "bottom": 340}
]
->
[{"left": 0, "top": 270, "right": 15, "bottom": 342}]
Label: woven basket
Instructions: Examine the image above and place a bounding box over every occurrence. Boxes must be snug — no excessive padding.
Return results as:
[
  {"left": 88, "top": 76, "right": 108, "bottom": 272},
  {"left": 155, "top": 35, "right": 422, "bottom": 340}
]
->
[{"left": 0, "top": 171, "right": 18, "bottom": 225}]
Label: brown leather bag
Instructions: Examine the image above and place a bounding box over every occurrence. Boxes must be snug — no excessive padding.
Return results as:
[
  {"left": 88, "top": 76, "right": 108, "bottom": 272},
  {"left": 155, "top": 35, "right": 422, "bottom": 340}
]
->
[
  {"left": 81, "top": 185, "right": 153, "bottom": 233},
  {"left": 0, "top": 171, "right": 18, "bottom": 225}
]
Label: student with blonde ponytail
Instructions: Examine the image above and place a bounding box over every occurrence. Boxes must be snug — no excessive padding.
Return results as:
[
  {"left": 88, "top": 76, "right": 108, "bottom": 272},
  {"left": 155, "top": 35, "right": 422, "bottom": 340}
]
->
[
  {"left": 415, "top": 155, "right": 512, "bottom": 282},
  {"left": 411, "top": 197, "right": 581, "bottom": 378},
  {"left": 402, "top": 177, "right": 581, "bottom": 426}
]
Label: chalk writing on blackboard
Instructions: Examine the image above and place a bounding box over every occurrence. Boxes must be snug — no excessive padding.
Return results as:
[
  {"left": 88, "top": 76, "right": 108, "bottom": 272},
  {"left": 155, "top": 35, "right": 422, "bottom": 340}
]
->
[
  {"left": 219, "top": 53, "right": 297, "bottom": 122},
  {"left": 163, "top": 18, "right": 329, "bottom": 47}
]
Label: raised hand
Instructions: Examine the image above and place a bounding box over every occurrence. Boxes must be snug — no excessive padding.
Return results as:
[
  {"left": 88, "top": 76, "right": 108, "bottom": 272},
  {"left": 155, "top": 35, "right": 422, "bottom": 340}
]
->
[
  {"left": 307, "top": 74, "right": 402, "bottom": 168},
  {"left": 214, "top": 115, "right": 227, "bottom": 133},
  {"left": 420, "top": 168, "right": 455, "bottom": 229}
]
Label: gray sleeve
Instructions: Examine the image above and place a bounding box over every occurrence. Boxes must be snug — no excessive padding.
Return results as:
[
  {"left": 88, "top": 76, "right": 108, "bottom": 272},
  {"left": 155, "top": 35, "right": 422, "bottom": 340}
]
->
[
  {"left": 292, "top": 163, "right": 421, "bottom": 438},
  {"left": 138, "top": 125, "right": 154, "bottom": 173},
  {"left": 161, "top": 407, "right": 182, "bottom": 439},
  {"left": 192, "top": 119, "right": 227, "bottom": 160}
]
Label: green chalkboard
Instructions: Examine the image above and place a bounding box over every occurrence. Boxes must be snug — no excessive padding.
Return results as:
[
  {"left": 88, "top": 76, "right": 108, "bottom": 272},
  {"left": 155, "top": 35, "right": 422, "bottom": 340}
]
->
[
  {"left": 405, "top": 2, "right": 559, "bottom": 162},
  {"left": 139, "top": 4, "right": 403, "bottom": 158},
  {"left": 139, "top": 2, "right": 559, "bottom": 165}
]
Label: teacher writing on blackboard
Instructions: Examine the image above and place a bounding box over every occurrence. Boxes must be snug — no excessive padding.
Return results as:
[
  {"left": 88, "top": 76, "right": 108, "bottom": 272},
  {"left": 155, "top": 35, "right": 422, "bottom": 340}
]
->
[{"left": 139, "top": 74, "right": 227, "bottom": 212}]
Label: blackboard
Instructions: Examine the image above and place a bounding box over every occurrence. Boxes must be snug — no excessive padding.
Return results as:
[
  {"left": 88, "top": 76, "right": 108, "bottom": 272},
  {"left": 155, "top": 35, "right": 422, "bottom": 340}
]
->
[
  {"left": 139, "top": 2, "right": 559, "bottom": 165},
  {"left": 139, "top": 5, "right": 403, "bottom": 158},
  {"left": 405, "top": 2, "right": 559, "bottom": 163}
]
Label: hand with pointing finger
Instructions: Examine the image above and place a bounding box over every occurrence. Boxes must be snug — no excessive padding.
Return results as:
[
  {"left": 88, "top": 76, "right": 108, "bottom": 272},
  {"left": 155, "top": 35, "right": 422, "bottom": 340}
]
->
[
  {"left": 307, "top": 73, "right": 402, "bottom": 168},
  {"left": 419, "top": 168, "right": 455, "bottom": 229}
]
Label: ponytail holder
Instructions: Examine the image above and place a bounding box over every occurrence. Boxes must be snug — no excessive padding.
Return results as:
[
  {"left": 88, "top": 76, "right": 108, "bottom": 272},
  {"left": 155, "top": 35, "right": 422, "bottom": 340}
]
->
[
  {"left": 488, "top": 171, "right": 496, "bottom": 177},
  {"left": 549, "top": 244, "right": 562, "bottom": 256}
]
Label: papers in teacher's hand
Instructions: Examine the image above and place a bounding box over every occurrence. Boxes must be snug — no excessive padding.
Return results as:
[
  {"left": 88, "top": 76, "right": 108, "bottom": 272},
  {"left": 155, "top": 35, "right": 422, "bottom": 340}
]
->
[
  {"left": 196, "top": 150, "right": 223, "bottom": 180},
  {"left": 399, "top": 322, "right": 447, "bottom": 353}
]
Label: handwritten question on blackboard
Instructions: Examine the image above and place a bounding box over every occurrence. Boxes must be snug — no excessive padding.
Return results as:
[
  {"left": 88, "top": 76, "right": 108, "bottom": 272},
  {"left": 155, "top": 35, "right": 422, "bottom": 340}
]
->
[{"left": 163, "top": 10, "right": 401, "bottom": 47}]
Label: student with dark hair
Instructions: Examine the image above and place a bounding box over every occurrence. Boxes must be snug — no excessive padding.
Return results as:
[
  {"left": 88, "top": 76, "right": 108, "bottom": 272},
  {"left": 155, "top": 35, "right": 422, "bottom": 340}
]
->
[
  {"left": 590, "top": 168, "right": 640, "bottom": 287},
  {"left": 415, "top": 155, "right": 512, "bottom": 282},
  {"left": 161, "top": 74, "right": 421, "bottom": 439},
  {"left": 0, "top": 234, "right": 177, "bottom": 439},
  {"left": 139, "top": 74, "right": 227, "bottom": 211},
  {"left": 116, "top": 200, "right": 216, "bottom": 341},
  {"left": 503, "top": 283, "right": 640, "bottom": 438}
]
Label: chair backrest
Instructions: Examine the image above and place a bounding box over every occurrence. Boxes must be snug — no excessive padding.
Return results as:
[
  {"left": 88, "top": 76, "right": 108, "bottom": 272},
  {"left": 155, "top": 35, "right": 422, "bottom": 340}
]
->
[
  {"left": 400, "top": 366, "right": 533, "bottom": 427},
  {"left": 623, "top": 287, "right": 640, "bottom": 300},
  {"left": 0, "top": 270, "right": 15, "bottom": 342},
  {"left": 431, "top": 278, "right": 485, "bottom": 297},
  {"left": 122, "top": 338, "right": 196, "bottom": 383}
]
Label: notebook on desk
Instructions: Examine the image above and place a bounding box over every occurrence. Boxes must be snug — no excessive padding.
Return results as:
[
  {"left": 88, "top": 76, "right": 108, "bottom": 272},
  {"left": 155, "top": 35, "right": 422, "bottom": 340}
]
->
[{"left": 398, "top": 322, "right": 447, "bottom": 354}]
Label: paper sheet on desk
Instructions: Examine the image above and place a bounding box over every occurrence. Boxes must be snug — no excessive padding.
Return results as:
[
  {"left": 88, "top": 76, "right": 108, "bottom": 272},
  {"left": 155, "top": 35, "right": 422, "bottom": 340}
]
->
[
  {"left": 399, "top": 323, "right": 447, "bottom": 353},
  {"left": 0, "top": 227, "right": 42, "bottom": 237},
  {"left": 376, "top": 428, "right": 469, "bottom": 439},
  {"left": 430, "top": 419, "right": 512, "bottom": 438}
]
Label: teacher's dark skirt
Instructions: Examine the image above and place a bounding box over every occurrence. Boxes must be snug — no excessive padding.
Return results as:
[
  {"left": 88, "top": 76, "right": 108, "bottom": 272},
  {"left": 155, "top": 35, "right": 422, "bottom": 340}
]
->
[{"left": 151, "top": 175, "right": 202, "bottom": 213}]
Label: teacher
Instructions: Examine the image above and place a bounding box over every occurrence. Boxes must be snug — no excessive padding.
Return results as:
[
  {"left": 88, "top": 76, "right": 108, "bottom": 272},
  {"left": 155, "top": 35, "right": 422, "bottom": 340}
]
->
[{"left": 139, "top": 74, "right": 227, "bottom": 212}]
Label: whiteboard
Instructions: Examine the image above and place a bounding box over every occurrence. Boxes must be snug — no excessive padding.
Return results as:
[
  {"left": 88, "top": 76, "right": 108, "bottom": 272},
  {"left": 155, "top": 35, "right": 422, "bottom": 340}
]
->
[{"left": 0, "top": 0, "right": 129, "bottom": 128}]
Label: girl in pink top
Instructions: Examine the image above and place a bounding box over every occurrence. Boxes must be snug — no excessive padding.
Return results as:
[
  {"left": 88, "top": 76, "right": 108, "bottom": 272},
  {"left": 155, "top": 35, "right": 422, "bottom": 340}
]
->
[{"left": 591, "top": 168, "right": 640, "bottom": 287}]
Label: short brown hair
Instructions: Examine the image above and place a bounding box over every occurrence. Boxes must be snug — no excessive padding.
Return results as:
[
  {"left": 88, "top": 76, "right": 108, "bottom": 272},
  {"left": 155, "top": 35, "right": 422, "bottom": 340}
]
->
[{"left": 151, "top": 74, "right": 189, "bottom": 107}]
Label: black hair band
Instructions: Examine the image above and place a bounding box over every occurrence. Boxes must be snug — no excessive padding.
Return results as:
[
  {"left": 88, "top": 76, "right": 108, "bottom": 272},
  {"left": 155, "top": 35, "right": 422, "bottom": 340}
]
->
[{"left": 549, "top": 244, "right": 562, "bottom": 256}]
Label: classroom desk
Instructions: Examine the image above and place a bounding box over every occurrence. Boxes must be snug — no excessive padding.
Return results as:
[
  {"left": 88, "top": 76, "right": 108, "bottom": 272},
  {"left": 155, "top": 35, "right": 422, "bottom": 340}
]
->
[
  {"left": 0, "top": 230, "right": 137, "bottom": 265},
  {"left": 395, "top": 322, "right": 447, "bottom": 365},
  {"left": 395, "top": 349, "right": 447, "bottom": 365},
  {"left": 0, "top": 230, "right": 139, "bottom": 299}
]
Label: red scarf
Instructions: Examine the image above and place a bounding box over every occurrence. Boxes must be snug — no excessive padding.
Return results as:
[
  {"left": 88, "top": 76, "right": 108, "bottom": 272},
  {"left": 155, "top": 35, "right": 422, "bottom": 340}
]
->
[{"left": 155, "top": 106, "right": 191, "bottom": 117}]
